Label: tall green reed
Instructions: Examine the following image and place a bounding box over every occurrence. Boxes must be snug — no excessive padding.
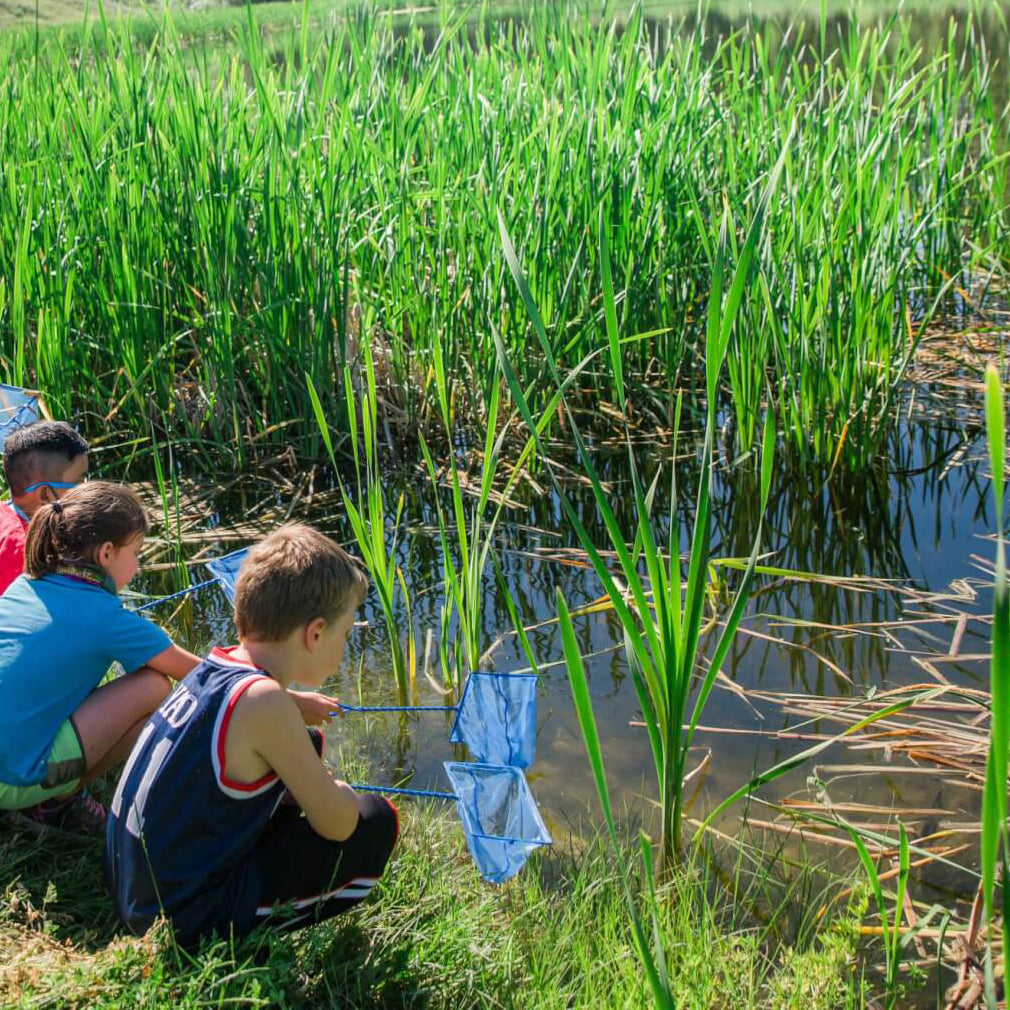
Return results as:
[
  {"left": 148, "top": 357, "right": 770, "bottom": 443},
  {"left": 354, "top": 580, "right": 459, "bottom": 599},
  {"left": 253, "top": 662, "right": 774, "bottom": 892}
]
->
[
  {"left": 0, "top": 6, "right": 1003, "bottom": 470},
  {"left": 307, "top": 350, "right": 414, "bottom": 697},
  {"left": 418, "top": 327, "right": 572, "bottom": 692},
  {"left": 981, "top": 361, "right": 1009, "bottom": 1004},
  {"left": 415, "top": 337, "right": 505, "bottom": 692},
  {"left": 149, "top": 427, "right": 188, "bottom": 589},
  {"left": 557, "top": 589, "right": 672, "bottom": 1009}
]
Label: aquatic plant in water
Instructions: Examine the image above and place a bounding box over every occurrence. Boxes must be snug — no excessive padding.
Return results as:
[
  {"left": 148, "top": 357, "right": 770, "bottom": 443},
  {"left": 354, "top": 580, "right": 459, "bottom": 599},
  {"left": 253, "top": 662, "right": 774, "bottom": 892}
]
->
[
  {"left": 308, "top": 350, "right": 415, "bottom": 698},
  {"left": 981, "top": 361, "right": 1009, "bottom": 1004}
]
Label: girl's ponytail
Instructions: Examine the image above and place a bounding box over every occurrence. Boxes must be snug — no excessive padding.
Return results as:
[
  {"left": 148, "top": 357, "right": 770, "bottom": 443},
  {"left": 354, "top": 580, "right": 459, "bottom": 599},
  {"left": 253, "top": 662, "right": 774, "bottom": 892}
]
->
[
  {"left": 24, "top": 503, "right": 65, "bottom": 577},
  {"left": 23, "top": 482, "right": 149, "bottom": 578}
]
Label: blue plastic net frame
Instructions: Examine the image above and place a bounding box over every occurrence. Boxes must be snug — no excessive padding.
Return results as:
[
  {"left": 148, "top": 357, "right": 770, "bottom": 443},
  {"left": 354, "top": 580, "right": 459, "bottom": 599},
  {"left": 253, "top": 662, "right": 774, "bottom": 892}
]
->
[
  {"left": 448, "top": 671, "right": 539, "bottom": 768},
  {"left": 0, "top": 384, "right": 41, "bottom": 453},
  {"left": 443, "top": 760, "right": 552, "bottom": 883}
]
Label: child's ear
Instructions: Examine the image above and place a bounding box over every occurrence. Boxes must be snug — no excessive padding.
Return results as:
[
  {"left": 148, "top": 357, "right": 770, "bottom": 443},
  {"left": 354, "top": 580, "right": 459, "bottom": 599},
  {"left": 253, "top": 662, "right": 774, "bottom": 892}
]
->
[
  {"left": 304, "top": 617, "right": 327, "bottom": 652},
  {"left": 95, "top": 541, "right": 115, "bottom": 568}
]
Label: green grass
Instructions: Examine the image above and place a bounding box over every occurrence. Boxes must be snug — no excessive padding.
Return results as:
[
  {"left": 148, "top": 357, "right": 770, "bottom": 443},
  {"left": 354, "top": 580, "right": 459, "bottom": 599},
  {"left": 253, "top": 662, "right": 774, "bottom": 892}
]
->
[
  {"left": 0, "top": 804, "right": 873, "bottom": 1009},
  {"left": 0, "top": 3, "right": 1006, "bottom": 470}
]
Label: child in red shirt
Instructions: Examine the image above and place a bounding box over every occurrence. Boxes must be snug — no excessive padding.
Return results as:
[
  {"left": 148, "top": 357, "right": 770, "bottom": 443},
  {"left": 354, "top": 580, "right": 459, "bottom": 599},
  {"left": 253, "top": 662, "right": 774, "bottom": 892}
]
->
[{"left": 1, "top": 422, "right": 89, "bottom": 594}]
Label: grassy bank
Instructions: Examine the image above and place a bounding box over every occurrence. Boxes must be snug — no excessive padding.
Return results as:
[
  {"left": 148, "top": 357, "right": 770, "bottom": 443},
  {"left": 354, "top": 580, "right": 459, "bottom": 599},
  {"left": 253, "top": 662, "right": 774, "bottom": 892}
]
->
[
  {"left": 0, "top": 3, "right": 1006, "bottom": 470},
  {"left": 0, "top": 689, "right": 871, "bottom": 1008},
  {"left": 0, "top": 808, "right": 871, "bottom": 1009}
]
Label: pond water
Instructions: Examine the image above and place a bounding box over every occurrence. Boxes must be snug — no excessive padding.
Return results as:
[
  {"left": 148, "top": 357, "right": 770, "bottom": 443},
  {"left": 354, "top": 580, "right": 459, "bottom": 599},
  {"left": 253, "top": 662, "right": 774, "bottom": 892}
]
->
[{"left": 122, "top": 358, "right": 996, "bottom": 932}]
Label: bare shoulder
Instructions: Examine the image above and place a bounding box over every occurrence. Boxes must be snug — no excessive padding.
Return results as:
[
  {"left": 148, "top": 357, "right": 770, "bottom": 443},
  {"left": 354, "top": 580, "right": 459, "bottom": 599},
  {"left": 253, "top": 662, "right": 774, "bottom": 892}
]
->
[
  {"left": 239, "top": 677, "right": 299, "bottom": 724},
  {"left": 229, "top": 677, "right": 304, "bottom": 746},
  {"left": 223, "top": 677, "right": 304, "bottom": 781}
]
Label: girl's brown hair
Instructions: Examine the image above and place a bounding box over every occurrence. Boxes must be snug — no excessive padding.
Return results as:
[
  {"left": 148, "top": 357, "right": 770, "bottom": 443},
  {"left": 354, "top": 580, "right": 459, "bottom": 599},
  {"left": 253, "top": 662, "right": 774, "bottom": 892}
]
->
[{"left": 24, "top": 481, "right": 149, "bottom": 578}]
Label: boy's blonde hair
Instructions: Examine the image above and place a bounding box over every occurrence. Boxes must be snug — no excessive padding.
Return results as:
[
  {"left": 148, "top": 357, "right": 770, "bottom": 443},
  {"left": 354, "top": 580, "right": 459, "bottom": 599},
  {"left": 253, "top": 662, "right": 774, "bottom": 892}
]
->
[{"left": 234, "top": 524, "right": 368, "bottom": 641}]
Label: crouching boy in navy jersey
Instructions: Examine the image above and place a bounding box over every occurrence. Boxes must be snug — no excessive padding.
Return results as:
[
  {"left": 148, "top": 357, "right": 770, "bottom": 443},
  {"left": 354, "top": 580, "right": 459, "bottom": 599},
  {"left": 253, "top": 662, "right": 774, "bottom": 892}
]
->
[{"left": 104, "top": 524, "right": 398, "bottom": 943}]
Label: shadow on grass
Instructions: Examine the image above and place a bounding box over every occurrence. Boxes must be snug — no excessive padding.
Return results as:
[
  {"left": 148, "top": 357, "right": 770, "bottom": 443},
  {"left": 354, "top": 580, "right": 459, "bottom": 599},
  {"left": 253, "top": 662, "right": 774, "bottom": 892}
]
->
[{"left": 0, "top": 814, "right": 438, "bottom": 1009}]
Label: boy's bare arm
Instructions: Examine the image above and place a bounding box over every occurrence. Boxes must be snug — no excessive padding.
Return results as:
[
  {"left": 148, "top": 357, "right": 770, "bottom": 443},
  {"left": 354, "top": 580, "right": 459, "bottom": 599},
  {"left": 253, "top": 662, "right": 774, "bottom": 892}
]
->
[
  {"left": 242, "top": 681, "right": 361, "bottom": 841},
  {"left": 143, "top": 644, "right": 202, "bottom": 681}
]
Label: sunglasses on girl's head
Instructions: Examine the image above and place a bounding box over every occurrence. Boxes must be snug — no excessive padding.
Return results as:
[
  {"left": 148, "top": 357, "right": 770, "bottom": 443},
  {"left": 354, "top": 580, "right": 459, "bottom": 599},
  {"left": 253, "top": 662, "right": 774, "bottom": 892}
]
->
[{"left": 22, "top": 480, "right": 82, "bottom": 493}]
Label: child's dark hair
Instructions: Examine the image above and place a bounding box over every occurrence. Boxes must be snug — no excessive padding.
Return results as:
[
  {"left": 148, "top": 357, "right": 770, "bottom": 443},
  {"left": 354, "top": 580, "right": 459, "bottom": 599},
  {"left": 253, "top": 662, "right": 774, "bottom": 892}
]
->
[
  {"left": 3, "top": 421, "right": 89, "bottom": 497},
  {"left": 234, "top": 524, "right": 368, "bottom": 641},
  {"left": 25, "top": 482, "right": 149, "bottom": 578}
]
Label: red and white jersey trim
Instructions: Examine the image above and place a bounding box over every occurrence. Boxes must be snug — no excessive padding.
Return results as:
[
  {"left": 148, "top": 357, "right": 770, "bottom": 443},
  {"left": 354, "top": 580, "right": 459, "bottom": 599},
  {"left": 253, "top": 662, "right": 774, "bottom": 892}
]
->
[
  {"left": 209, "top": 645, "right": 260, "bottom": 669},
  {"left": 210, "top": 670, "right": 280, "bottom": 800}
]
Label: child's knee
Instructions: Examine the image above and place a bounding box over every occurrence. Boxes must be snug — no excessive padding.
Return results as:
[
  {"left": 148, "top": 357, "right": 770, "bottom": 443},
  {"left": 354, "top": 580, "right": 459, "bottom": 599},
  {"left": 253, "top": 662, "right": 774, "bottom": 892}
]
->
[
  {"left": 130, "top": 667, "right": 173, "bottom": 708},
  {"left": 360, "top": 795, "right": 399, "bottom": 863}
]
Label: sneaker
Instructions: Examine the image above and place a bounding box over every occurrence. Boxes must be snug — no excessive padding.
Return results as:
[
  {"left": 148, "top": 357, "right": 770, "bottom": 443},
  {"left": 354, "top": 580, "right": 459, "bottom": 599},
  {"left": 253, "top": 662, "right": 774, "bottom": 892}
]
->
[{"left": 11, "top": 790, "right": 107, "bottom": 839}]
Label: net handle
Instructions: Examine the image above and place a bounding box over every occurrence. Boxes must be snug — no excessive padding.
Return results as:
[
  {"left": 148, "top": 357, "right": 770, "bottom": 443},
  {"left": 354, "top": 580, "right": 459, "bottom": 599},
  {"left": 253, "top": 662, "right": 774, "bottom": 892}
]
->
[
  {"left": 136, "top": 547, "right": 249, "bottom": 612},
  {"left": 334, "top": 704, "right": 455, "bottom": 714},
  {"left": 350, "top": 783, "right": 545, "bottom": 845},
  {"left": 351, "top": 782, "right": 457, "bottom": 801},
  {"left": 134, "top": 576, "right": 220, "bottom": 612}
]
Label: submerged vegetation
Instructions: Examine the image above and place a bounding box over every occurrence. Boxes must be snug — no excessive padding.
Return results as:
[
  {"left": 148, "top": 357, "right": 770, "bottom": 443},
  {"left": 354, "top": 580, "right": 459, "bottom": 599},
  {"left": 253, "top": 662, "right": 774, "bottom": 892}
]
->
[{"left": 0, "top": 2, "right": 1007, "bottom": 468}]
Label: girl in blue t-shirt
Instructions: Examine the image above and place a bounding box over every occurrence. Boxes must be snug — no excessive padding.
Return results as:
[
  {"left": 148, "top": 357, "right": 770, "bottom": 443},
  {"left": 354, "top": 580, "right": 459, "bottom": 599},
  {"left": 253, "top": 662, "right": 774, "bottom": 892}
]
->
[{"left": 0, "top": 482, "right": 200, "bottom": 836}]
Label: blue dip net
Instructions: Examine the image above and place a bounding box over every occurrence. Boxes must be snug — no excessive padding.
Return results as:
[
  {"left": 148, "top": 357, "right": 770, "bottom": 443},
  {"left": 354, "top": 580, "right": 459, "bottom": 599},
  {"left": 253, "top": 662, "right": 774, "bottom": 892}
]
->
[
  {"left": 204, "top": 547, "right": 249, "bottom": 604},
  {"left": 0, "top": 385, "right": 40, "bottom": 452},
  {"left": 449, "top": 672, "right": 538, "bottom": 768},
  {"left": 443, "top": 760, "right": 552, "bottom": 883},
  {"left": 337, "top": 671, "right": 538, "bottom": 769}
]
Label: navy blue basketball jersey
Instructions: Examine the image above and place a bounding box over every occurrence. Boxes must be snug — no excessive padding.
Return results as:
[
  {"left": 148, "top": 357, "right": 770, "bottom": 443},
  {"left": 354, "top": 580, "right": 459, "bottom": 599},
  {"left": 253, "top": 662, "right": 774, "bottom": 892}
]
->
[{"left": 104, "top": 647, "right": 287, "bottom": 939}]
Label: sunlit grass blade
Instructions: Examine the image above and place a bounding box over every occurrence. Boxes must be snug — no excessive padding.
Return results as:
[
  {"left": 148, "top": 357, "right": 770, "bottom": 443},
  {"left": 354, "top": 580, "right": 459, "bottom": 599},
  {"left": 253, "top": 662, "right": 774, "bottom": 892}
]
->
[
  {"left": 599, "top": 204, "right": 624, "bottom": 410},
  {"left": 557, "top": 589, "right": 673, "bottom": 1010},
  {"left": 684, "top": 412, "right": 775, "bottom": 754},
  {"left": 982, "top": 361, "right": 1010, "bottom": 1004}
]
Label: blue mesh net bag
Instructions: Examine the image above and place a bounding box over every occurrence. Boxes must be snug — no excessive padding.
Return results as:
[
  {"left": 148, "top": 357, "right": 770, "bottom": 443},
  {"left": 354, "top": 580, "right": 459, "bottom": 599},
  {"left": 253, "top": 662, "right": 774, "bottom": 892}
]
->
[
  {"left": 443, "top": 760, "right": 551, "bottom": 883},
  {"left": 449, "top": 672, "right": 538, "bottom": 768},
  {"left": 0, "top": 385, "right": 40, "bottom": 452},
  {"left": 204, "top": 547, "right": 249, "bottom": 605}
]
